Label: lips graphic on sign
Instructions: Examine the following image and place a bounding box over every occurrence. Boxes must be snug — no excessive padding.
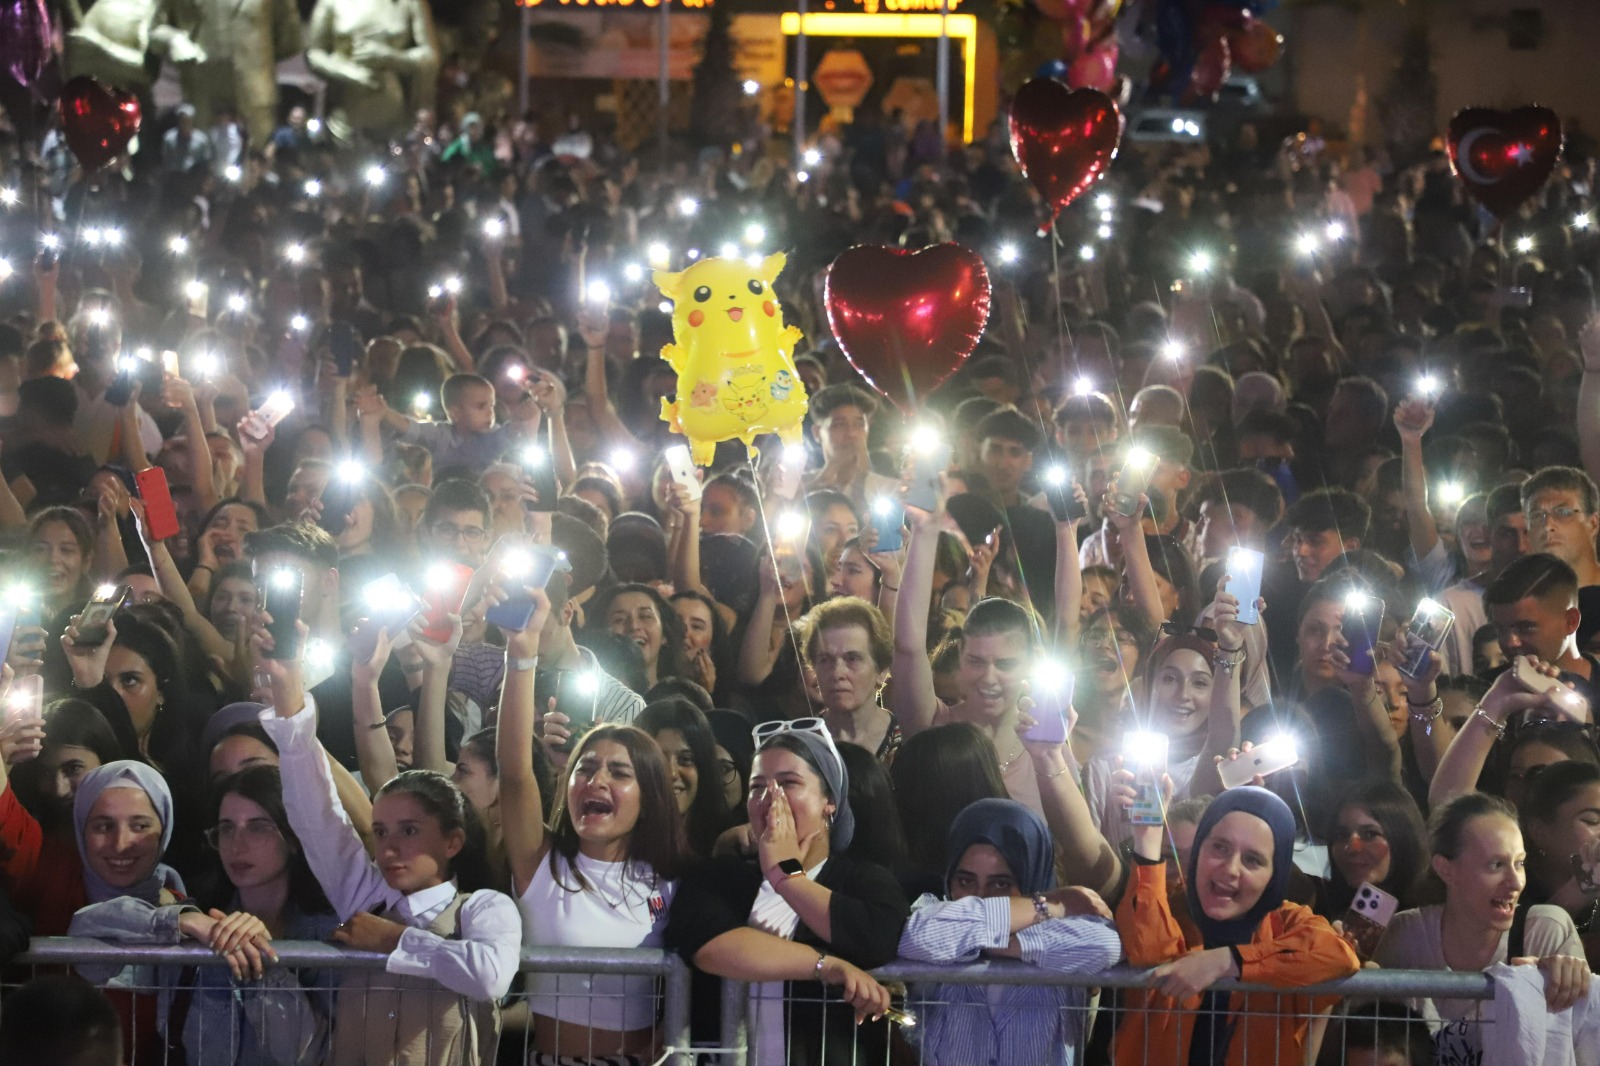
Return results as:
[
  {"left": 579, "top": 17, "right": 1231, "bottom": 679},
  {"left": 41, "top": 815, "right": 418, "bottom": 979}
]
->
[{"left": 814, "top": 50, "right": 874, "bottom": 109}]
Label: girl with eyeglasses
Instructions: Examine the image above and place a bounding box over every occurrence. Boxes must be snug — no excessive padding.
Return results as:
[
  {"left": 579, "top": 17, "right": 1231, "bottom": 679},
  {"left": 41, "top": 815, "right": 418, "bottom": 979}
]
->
[
  {"left": 498, "top": 585, "right": 690, "bottom": 1063},
  {"left": 666, "top": 720, "right": 910, "bottom": 1066},
  {"left": 76, "top": 765, "right": 338, "bottom": 1065}
]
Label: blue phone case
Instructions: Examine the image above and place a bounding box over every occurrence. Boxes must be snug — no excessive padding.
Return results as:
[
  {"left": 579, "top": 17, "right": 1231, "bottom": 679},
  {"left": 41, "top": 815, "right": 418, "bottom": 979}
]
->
[{"left": 868, "top": 502, "right": 906, "bottom": 553}]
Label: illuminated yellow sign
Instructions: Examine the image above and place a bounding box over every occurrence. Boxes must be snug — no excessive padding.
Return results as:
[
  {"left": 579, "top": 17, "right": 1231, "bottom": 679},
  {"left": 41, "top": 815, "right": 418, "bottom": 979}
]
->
[
  {"left": 517, "top": 0, "right": 712, "bottom": 8},
  {"left": 779, "top": 12, "right": 977, "bottom": 142},
  {"left": 851, "top": 0, "right": 963, "bottom": 12}
]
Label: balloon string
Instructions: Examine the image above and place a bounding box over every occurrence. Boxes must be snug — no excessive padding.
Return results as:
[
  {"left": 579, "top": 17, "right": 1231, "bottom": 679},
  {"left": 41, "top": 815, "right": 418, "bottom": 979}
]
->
[{"left": 746, "top": 451, "right": 820, "bottom": 718}]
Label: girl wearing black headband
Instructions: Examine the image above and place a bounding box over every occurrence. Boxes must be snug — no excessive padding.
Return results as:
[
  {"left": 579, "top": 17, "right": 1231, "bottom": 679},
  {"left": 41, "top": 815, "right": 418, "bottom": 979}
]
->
[{"left": 1114, "top": 781, "right": 1358, "bottom": 1065}]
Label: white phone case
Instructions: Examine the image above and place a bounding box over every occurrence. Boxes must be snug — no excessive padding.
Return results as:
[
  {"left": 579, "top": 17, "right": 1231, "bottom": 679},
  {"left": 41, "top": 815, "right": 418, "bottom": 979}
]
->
[
  {"left": 665, "top": 446, "right": 702, "bottom": 501},
  {"left": 1218, "top": 737, "right": 1298, "bottom": 790}
]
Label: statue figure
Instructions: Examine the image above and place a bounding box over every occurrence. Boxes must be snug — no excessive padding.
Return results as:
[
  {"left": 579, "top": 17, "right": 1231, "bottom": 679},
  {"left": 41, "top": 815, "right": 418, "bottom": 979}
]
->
[
  {"left": 150, "top": 0, "right": 305, "bottom": 145},
  {"left": 62, "top": 0, "right": 161, "bottom": 91},
  {"left": 305, "top": 0, "right": 440, "bottom": 142}
]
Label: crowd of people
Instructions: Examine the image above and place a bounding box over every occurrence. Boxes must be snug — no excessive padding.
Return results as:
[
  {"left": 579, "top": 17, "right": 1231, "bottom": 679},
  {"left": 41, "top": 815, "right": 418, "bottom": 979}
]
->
[{"left": 0, "top": 72, "right": 1597, "bottom": 1066}]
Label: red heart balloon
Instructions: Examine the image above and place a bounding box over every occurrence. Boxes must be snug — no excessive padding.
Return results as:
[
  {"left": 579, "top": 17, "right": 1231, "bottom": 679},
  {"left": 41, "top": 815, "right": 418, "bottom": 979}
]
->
[
  {"left": 58, "top": 76, "right": 141, "bottom": 172},
  {"left": 1008, "top": 79, "right": 1121, "bottom": 228},
  {"left": 824, "top": 243, "right": 991, "bottom": 414},
  {"left": 1447, "top": 106, "right": 1563, "bottom": 221}
]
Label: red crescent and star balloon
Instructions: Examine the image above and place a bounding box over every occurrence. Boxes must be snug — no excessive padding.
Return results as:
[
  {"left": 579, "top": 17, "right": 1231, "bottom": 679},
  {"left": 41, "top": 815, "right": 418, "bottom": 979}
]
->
[
  {"left": 1008, "top": 79, "right": 1122, "bottom": 230},
  {"left": 823, "top": 243, "right": 992, "bottom": 414},
  {"left": 59, "top": 76, "right": 142, "bottom": 172},
  {"left": 1446, "top": 106, "right": 1563, "bottom": 221}
]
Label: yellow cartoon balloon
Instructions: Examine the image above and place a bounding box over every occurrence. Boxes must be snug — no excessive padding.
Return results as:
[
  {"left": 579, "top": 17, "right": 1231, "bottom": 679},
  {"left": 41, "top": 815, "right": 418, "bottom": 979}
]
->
[{"left": 654, "top": 252, "right": 808, "bottom": 467}]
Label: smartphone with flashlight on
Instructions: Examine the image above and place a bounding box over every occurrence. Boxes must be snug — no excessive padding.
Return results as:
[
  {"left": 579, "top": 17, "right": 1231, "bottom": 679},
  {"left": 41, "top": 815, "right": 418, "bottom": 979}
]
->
[
  {"left": 1022, "top": 662, "right": 1073, "bottom": 744},
  {"left": 75, "top": 584, "right": 129, "bottom": 646},
  {"left": 318, "top": 465, "right": 365, "bottom": 537},
  {"left": 104, "top": 355, "right": 140, "bottom": 406},
  {"left": 258, "top": 565, "right": 305, "bottom": 660},
  {"left": 664, "top": 444, "right": 702, "bottom": 502},
  {"left": 484, "top": 546, "right": 563, "bottom": 632},
  {"left": 1342, "top": 591, "right": 1385, "bottom": 676},
  {"left": 1041, "top": 464, "right": 1088, "bottom": 523},
  {"left": 4, "top": 674, "right": 42, "bottom": 725},
  {"left": 350, "top": 573, "right": 424, "bottom": 661},
  {"left": 902, "top": 429, "right": 952, "bottom": 513},
  {"left": 419, "top": 562, "right": 476, "bottom": 645},
  {"left": 1224, "top": 547, "right": 1265, "bottom": 626},
  {"left": 521, "top": 444, "right": 558, "bottom": 514},
  {"left": 1124, "top": 731, "right": 1168, "bottom": 825},
  {"left": 242, "top": 392, "right": 296, "bottom": 441},
  {"left": 0, "top": 609, "right": 18, "bottom": 669},
  {"left": 866, "top": 497, "right": 906, "bottom": 554},
  {"left": 329, "top": 322, "right": 361, "bottom": 378},
  {"left": 1218, "top": 735, "right": 1300, "bottom": 790},
  {"left": 1399, "top": 598, "right": 1455, "bottom": 679},
  {"left": 552, "top": 669, "right": 601, "bottom": 754},
  {"left": 1111, "top": 448, "right": 1157, "bottom": 517}
]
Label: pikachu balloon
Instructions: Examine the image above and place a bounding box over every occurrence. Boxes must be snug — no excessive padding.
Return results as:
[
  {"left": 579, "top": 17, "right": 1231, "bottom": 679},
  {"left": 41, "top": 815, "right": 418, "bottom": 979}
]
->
[{"left": 655, "top": 252, "right": 808, "bottom": 466}]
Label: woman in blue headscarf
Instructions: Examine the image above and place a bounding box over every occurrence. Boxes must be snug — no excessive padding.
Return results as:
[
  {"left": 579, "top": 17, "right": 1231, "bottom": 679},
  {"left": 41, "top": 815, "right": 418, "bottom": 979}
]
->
[
  {"left": 1114, "top": 784, "right": 1359, "bottom": 1066},
  {"left": 897, "top": 798, "right": 1123, "bottom": 1065}
]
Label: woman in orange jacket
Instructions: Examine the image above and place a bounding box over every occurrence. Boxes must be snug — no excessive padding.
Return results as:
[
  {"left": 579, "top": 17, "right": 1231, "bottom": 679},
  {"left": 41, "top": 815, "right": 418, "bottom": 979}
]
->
[{"left": 1114, "top": 783, "right": 1359, "bottom": 1066}]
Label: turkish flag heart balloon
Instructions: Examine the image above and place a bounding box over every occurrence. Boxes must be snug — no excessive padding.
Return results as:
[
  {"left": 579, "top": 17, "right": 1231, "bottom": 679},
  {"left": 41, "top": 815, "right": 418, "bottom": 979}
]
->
[
  {"left": 1009, "top": 79, "right": 1121, "bottom": 228},
  {"left": 59, "top": 76, "right": 142, "bottom": 172},
  {"left": 1447, "top": 106, "right": 1563, "bottom": 221},
  {"left": 824, "top": 243, "right": 991, "bottom": 413}
]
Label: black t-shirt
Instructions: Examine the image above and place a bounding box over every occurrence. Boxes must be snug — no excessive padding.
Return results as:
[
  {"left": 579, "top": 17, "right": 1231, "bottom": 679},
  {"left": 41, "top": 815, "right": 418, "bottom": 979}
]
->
[
  {"left": 666, "top": 854, "right": 909, "bottom": 1066},
  {"left": 1005, "top": 504, "right": 1058, "bottom": 621},
  {"left": 2, "top": 442, "right": 97, "bottom": 509},
  {"left": 1578, "top": 586, "right": 1600, "bottom": 653}
]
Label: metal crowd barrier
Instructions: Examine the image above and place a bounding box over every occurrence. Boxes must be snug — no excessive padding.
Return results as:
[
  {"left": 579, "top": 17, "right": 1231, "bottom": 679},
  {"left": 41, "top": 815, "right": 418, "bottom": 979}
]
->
[
  {"left": 11, "top": 938, "right": 693, "bottom": 1066},
  {"left": 7, "top": 939, "right": 1499, "bottom": 1066}
]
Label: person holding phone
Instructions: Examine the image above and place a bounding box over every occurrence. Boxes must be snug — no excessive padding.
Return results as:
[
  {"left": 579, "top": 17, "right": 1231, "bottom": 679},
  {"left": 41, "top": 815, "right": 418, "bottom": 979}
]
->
[
  {"left": 496, "top": 585, "right": 690, "bottom": 1062},
  {"left": 259, "top": 620, "right": 518, "bottom": 1066},
  {"left": 0, "top": 698, "right": 121, "bottom": 936},
  {"left": 1311, "top": 779, "right": 1430, "bottom": 920},
  {"left": 587, "top": 583, "right": 688, "bottom": 693},
  {"left": 1114, "top": 782, "right": 1359, "bottom": 1066}
]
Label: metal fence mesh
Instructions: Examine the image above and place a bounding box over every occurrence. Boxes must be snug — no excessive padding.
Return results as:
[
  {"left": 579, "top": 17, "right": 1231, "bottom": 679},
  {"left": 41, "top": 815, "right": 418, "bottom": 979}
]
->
[{"left": 2, "top": 939, "right": 1497, "bottom": 1066}]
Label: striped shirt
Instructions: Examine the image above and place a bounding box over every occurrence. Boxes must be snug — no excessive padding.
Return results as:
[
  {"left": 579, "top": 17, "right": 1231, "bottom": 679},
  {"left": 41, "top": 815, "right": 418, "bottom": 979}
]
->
[{"left": 897, "top": 894, "right": 1123, "bottom": 1066}]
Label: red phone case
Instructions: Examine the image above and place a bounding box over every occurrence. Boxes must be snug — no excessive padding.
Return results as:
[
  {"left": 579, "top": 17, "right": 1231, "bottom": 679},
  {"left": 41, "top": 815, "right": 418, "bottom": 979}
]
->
[
  {"left": 421, "top": 564, "right": 475, "bottom": 643},
  {"left": 135, "top": 467, "right": 181, "bottom": 542}
]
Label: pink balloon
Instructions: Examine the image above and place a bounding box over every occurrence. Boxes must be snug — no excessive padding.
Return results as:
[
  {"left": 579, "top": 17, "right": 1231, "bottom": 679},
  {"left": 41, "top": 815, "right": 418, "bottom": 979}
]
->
[
  {"left": 0, "top": 0, "right": 53, "bottom": 92},
  {"left": 1068, "top": 41, "right": 1119, "bottom": 92}
]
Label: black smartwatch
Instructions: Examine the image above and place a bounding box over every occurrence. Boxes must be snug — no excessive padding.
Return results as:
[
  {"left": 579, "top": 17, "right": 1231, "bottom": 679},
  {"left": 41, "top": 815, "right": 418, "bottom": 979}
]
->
[{"left": 776, "top": 858, "right": 806, "bottom": 879}]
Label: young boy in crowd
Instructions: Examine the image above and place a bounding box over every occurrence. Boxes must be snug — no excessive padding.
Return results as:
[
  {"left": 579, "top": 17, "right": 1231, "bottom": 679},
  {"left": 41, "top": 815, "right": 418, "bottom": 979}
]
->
[{"left": 357, "top": 372, "right": 538, "bottom": 471}]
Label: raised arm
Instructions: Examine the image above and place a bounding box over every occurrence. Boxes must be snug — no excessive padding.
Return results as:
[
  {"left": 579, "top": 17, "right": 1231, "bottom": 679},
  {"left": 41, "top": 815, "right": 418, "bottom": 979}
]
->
[
  {"left": 579, "top": 310, "right": 642, "bottom": 449},
  {"left": 1186, "top": 581, "right": 1249, "bottom": 799},
  {"left": 1051, "top": 483, "right": 1090, "bottom": 649},
  {"left": 736, "top": 560, "right": 787, "bottom": 687},
  {"left": 164, "top": 376, "right": 219, "bottom": 512},
  {"left": 1430, "top": 664, "right": 1555, "bottom": 807},
  {"left": 351, "top": 627, "right": 401, "bottom": 790},
  {"left": 1018, "top": 699, "right": 1121, "bottom": 897},
  {"left": 1107, "top": 489, "right": 1166, "bottom": 629},
  {"left": 256, "top": 621, "right": 394, "bottom": 920},
  {"left": 1386, "top": 629, "right": 1454, "bottom": 784},
  {"left": 408, "top": 614, "right": 463, "bottom": 773},
  {"left": 496, "top": 588, "right": 552, "bottom": 897},
  {"left": 889, "top": 504, "right": 946, "bottom": 736}
]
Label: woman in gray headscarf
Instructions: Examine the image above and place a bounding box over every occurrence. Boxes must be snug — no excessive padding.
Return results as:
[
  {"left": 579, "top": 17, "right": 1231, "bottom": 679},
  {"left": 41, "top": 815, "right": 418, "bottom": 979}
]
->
[
  {"left": 665, "top": 719, "right": 910, "bottom": 1066},
  {"left": 68, "top": 761, "right": 285, "bottom": 1065}
]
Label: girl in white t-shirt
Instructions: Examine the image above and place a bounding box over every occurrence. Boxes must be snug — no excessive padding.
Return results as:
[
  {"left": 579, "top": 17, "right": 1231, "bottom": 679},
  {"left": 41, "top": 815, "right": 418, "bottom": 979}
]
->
[
  {"left": 1376, "top": 792, "right": 1591, "bottom": 1063},
  {"left": 497, "top": 585, "right": 689, "bottom": 1065}
]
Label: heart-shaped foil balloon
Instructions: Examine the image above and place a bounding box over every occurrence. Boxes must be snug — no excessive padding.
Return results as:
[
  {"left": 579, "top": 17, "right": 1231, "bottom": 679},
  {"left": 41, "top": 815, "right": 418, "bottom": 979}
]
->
[
  {"left": 1447, "top": 106, "right": 1563, "bottom": 221},
  {"left": 1008, "top": 79, "right": 1121, "bottom": 228},
  {"left": 59, "top": 76, "right": 142, "bottom": 172},
  {"left": 824, "top": 243, "right": 992, "bottom": 414}
]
